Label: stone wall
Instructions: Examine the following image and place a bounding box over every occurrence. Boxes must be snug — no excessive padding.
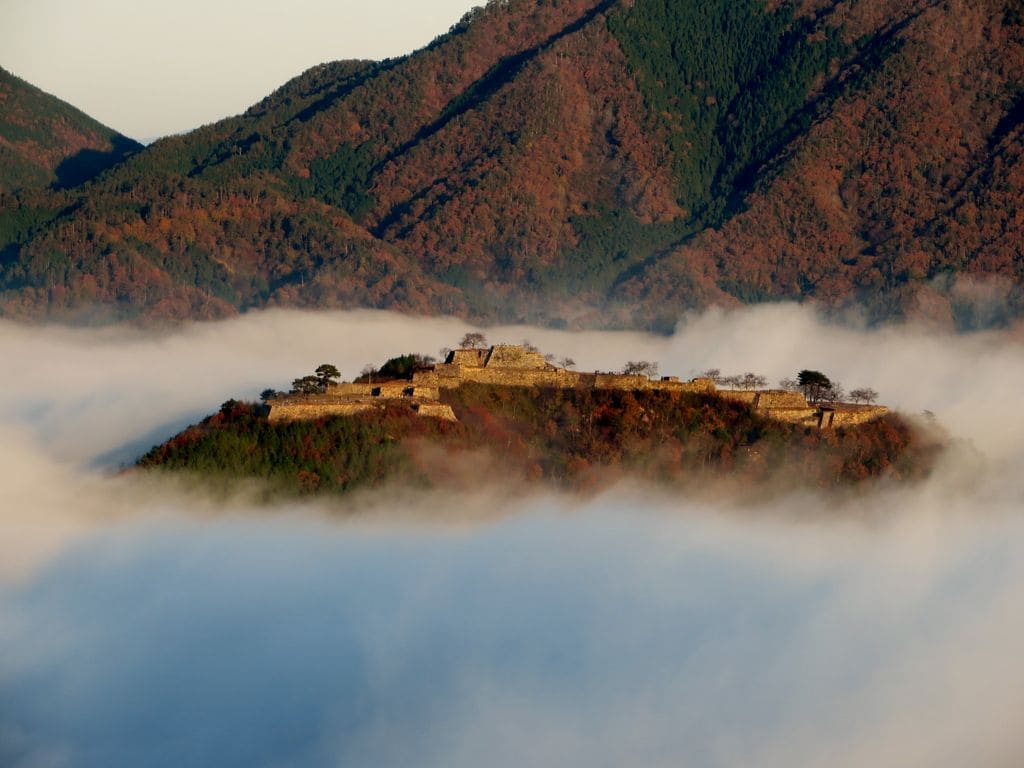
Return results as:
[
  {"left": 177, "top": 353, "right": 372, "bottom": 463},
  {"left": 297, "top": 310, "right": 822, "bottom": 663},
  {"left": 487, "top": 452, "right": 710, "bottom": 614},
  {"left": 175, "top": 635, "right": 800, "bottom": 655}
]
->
[
  {"left": 824, "top": 405, "right": 890, "bottom": 427},
  {"left": 414, "top": 403, "right": 458, "bottom": 421},
  {"left": 268, "top": 394, "right": 456, "bottom": 423},
  {"left": 720, "top": 389, "right": 812, "bottom": 410},
  {"left": 413, "top": 365, "right": 466, "bottom": 388},
  {"left": 485, "top": 344, "right": 548, "bottom": 369},
  {"left": 593, "top": 373, "right": 714, "bottom": 393},
  {"left": 447, "top": 349, "right": 488, "bottom": 366},
  {"left": 272, "top": 345, "right": 886, "bottom": 430},
  {"left": 268, "top": 400, "right": 377, "bottom": 422},
  {"left": 329, "top": 382, "right": 439, "bottom": 399},
  {"left": 716, "top": 389, "right": 893, "bottom": 428},
  {"left": 330, "top": 382, "right": 388, "bottom": 396},
  {"left": 719, "top": 390, "right": 759, "bottom": 404},
  {"left": 416, "top": 365, "right": 570, "bottom": 388},
  {"left": 459, "top": 366, "right": 582, "bottom": 388},
  {"left": 763, "top": 407, "right": 820, "bottom": 426},
  {"left": 755, "top": 390, "right": 808, "bottom": 409},
  {"left": 417, "top": 365, "right": 715, "bottom": 393}
]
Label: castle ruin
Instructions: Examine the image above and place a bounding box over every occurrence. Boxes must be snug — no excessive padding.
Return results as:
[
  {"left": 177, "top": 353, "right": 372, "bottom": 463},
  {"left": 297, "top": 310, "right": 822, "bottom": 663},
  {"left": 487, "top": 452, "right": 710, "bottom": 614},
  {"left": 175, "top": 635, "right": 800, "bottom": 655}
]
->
[{"left": 267, "top": 344, "right": 888, "bottom": 429}]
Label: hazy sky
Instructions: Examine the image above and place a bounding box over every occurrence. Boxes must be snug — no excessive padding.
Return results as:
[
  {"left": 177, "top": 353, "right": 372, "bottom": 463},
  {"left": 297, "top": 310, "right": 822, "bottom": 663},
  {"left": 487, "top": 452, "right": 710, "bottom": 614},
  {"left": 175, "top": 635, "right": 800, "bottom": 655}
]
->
[{"left": 0, "top": 0, "right": 480, "bottom": 140}]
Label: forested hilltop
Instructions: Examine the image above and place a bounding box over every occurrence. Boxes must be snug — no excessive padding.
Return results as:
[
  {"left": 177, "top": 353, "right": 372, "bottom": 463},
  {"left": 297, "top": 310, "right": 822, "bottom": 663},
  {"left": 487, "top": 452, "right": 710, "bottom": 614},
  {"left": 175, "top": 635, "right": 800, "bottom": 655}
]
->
[
  {"left": 137, "top": 340, "right": 940, "bottom": 499},
  {"left": 138, "top": 384, "right": 937, "bottom": 500},
  {"left": 2, "top": 0, "right": 1022, "bottom": 329}
]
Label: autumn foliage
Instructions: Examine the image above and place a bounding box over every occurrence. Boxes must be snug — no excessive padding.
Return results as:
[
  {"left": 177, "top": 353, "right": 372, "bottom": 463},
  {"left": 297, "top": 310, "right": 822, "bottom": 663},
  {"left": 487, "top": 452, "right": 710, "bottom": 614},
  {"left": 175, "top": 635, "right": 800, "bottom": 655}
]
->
[
  {"left": 2, "top": 0, "right": 1022, "bottom": 328},
  {"left": 137, "top": 385, "right": 940, "bottom": 498}
]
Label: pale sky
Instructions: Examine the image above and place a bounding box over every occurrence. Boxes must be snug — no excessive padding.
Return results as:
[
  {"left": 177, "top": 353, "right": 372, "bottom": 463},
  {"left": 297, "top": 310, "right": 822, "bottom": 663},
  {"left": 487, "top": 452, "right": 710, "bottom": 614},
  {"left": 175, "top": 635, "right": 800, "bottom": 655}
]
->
[{"left": 0, "top": 0, "right": 481, "bottom": 141}]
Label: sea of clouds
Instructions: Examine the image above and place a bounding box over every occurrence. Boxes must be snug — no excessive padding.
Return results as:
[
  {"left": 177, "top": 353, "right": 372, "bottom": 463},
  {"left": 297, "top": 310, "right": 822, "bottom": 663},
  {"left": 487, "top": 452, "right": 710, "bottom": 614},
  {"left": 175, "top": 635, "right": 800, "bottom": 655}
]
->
[{"left": 2, "top": 305, "right": 1023, "bottom": 767}]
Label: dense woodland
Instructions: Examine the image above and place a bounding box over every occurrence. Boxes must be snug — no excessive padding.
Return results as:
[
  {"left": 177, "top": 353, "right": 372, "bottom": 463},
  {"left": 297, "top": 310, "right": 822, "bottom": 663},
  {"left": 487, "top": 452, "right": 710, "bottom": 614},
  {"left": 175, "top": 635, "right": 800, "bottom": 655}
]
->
[
  {"left": 138, "top": 385, "right": 939, "bottom": 499},
  {"left": 0, "top": 67, "right": 140, "bottom": 194},
  {"left": 2, "top": 0, "right": 1022, "bottom": 329}
]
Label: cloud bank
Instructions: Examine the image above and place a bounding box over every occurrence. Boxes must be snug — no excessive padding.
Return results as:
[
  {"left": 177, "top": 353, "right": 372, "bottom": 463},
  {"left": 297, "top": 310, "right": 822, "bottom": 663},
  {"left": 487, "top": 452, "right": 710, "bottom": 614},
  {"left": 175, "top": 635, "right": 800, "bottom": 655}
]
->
[{"left": 2, "top": 305, "right": 1024, "bottom": 767}]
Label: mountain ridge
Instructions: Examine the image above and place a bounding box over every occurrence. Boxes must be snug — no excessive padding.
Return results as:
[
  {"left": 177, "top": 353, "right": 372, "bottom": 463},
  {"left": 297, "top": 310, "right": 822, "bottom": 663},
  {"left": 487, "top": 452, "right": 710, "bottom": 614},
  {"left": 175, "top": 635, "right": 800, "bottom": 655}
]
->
[
  {"left": 0, "top": 66, "right": 141, "bottom": 194},
  {"left": 1, "top": 0, "right": 1021, "bottom": 329}
]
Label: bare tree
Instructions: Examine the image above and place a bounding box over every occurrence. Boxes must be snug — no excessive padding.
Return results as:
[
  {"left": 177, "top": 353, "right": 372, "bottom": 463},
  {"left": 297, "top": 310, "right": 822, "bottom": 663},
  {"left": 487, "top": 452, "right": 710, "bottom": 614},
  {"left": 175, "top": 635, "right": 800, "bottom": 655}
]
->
[
  {"left": 779, "top": 377, "right": 800, "bottom": 392},
  {"left": 412, "top": 354, "right": 436, "bottom": 370},
  {"left": 706, "top": 370, "right": 767, "bottom": 389},
  {"left": 738, "top": 372, "right": 768, "bottom": 389},
  {"left": 821, "top": 382, "right": 845, "bottom": 403},
  {"left": 849, "top": 387, "right": 879, "bottom": 405},
  {"left": 559, "top": 357, "right": 576, "bottom": 369},
  {"left": 622, "top": 361, "right": 659, "bottom": 378},
  {"left": 460, "top": 332, "right": 488, "bottom": 349}
]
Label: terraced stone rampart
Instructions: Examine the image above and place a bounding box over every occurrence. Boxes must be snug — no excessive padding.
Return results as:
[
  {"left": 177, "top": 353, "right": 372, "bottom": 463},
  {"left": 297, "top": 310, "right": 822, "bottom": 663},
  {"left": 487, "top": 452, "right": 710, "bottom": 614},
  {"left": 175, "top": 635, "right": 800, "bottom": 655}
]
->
[
  {"left": 755, "top": 390, "right": 808, "bottom": 409},
  {"left": 414, "top": 403, "right": 458, "bottom": 421},
  {"left": 268, "top": 400, "right": 377, "bottom": 422},
  {"left": 822, "top": 406, "right": 890, "bottom": 427},
  {"left": 272, "top": 346, "right": 887, "bottom": 429},
  {"left": 329, "top": 382, "right": 439, "bottom": 399},
  {"left": 763, "top": 407, "right": 820, "bottom": 426},
  {"left": 719, "top": 390, "right": 759, "bottom": 405}
]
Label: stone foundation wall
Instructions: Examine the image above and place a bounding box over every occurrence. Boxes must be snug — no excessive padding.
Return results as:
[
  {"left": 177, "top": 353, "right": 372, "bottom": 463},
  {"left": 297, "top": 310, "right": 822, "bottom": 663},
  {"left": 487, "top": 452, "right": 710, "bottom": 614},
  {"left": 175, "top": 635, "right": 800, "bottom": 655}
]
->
[
  {"left": 268, "top": 401, "right": 377, "bottom": 422},
  {"left": 756, "top": 390, "right": 809, "bottom": 409},
  {"left": 763, "top": 407, "right": 820, "bottom": 426},
  {"left": 418, "top": 366, "right": 714, "bottom": 393},
  {"left": 485, "top": 344, "right": 549, "bottom": 369},
  {"left": 720, "top": 388, "right": 808, "bottom": 408},
  {"left": 448, "top": 349, "right": 488, "bottom": 366},
  {"left": 460, "top": 367, "right": 582, "bottom": 388},
  {"left": 413, "top": 365, "right": 465, "bottom": 388},
  {"left": 273, "top": 346, "right": 887, "bottom": 430},
  {"left": 330, "top": 383, "right": 378, "bottom": 396},
  {"left": 414, "top": 403, "right": 458, "bottom": 421},
  {"left": 825, "top": 406, "right": 890, "bottom": 427},
  {"left": 592, "top": 374, "right": 714, "bottom": 392},
  {"left": 719, "top": 390, "right": 759, "bottom": 404},
  {"left": 329, "top": 382, "right": 440, "bottom": 399},
  {"left": 721, "top": 390, "right": 809, "bottom": 409},
  {"left": 717, "top": 388, "right": 888, "bottom": 428}
]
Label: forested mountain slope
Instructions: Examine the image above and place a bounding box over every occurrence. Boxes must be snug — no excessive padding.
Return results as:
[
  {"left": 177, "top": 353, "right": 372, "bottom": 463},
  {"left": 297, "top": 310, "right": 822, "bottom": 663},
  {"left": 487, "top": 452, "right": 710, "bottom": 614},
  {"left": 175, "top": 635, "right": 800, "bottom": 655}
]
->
[
  {"left": 0, "top": 67, "right": 140, "bottom": 194},
  {"left": 1, "top": 0, "right": 1021, "bottom": 328}
]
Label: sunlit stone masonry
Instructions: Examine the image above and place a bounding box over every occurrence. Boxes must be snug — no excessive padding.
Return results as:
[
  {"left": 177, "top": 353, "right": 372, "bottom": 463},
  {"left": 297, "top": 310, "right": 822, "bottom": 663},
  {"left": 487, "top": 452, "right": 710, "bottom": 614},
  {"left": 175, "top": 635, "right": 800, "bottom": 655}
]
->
[{"left": 267, "top": 344, "right": 888, "bottom": 428}]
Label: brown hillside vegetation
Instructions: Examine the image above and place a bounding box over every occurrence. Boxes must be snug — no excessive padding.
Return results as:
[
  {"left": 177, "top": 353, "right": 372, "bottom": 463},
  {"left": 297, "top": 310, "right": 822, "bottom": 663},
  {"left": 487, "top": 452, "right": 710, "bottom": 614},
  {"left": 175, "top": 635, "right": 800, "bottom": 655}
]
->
[
  {"left": 0, "top": 67, "right": 140, "bottom": 194},
  {"left": 138, "top": 388, "right": 939, "bottom": 499},
  {"left": 1, "top": 0, "right": 1021, "bottom": 328}
]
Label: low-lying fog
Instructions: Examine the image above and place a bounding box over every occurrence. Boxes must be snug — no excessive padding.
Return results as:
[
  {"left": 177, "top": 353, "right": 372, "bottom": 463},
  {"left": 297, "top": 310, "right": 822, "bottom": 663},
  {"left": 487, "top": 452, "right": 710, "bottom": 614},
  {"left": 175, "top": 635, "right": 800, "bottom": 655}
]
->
[{"left": 2, "top": 305, "right": 1023, "bottom": 767}]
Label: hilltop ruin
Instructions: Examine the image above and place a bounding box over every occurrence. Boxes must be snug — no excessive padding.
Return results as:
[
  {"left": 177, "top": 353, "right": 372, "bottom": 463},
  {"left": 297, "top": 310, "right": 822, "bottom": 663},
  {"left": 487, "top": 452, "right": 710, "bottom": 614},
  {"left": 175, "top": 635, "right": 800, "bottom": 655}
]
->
[{"left": 267, "top": 344, "right": 888, "bottom": 428}]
